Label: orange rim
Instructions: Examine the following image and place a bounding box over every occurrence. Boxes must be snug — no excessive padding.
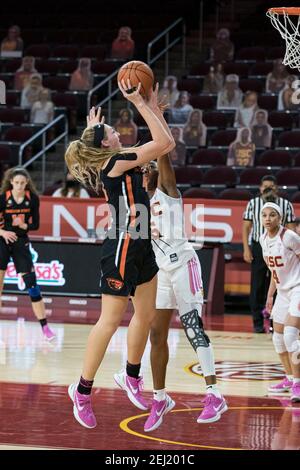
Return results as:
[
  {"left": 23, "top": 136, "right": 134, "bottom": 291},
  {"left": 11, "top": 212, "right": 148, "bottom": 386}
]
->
[{"left": 268, "top": 7, "right": 300, "bottom": 16}]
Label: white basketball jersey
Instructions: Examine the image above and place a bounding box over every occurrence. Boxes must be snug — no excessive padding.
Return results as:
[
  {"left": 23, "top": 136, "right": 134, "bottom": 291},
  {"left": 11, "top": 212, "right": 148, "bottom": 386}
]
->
[
  {"left": 150, "top": 188, "right": 195, "bottom": 271},
  {"left": 260, "top": 226, "right": 300, "bottom": 291}
]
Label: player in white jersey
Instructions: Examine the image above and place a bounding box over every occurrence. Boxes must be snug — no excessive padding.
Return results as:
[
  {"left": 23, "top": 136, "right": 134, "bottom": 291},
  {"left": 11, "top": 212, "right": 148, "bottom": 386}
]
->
[
  {"left": 115, "top": 152, "right": 227, "bottom": 431},
  {"left": 260, "top": 202, "right": 300, "bottom": 402}
]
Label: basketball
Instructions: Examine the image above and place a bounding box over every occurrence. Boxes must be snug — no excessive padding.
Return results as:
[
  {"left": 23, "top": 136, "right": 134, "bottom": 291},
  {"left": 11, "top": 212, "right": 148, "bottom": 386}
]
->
[{"left": 117, "top": 61, "right": 154, "bottom": 98}]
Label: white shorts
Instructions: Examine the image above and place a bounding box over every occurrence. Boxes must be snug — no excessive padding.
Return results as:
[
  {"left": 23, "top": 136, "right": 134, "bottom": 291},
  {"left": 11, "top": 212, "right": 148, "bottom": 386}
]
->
[
  {"left": 156, "top": 255, "right": 204, "bottom": 315},
  {"left": 272, "top": 287, "right": 300, "bottom": 324}
]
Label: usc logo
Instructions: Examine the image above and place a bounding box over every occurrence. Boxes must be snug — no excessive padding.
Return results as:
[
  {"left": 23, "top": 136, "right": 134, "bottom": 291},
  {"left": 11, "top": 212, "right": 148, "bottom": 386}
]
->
[{"left": 266, "top": 256, "right": 284, "bottom": 267}]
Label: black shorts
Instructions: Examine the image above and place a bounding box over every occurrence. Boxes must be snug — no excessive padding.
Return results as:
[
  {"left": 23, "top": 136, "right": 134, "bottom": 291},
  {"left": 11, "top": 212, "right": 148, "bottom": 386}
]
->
[
  {"left": 100, "top": 234, "right": 158, "bottom": 297},
  {"left": 0, "top": 236, "right": 33, "bottom": 273}
]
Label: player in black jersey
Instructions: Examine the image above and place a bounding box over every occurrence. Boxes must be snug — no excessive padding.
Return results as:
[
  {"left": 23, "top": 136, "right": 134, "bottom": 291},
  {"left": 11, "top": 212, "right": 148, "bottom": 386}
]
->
[
  {"left": 65, "top": 81, "right": 175, "bottom": 429},
  {"left": 0, "top": 167, "right": 56, "bottom": 341}
]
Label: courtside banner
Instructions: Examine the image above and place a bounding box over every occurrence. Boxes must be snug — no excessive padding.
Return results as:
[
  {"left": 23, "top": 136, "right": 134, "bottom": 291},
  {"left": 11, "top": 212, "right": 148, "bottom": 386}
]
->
[{"left": 36, "top": 197, "right": 300, "bottom": 244}]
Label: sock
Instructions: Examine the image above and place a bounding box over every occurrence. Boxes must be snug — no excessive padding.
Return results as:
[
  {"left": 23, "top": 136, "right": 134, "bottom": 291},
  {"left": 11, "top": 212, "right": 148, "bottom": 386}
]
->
[
  {"left": 293, "top": 378, "right": 300, "bottom": 384},
  {"left": 126, "top": 361, "right": 141, "bottom": 379},
  {"left": 196, "top": 344, "right": 216, "bottom": 377},
  {"left": 206, "top": 384, "right": 221, "bottom": 398},
  {"left": 77, "top": 376, "right": 94, "bottom": 395},
  {"left": 39, "top": 318, "right": 47, "bottom": 328},
  {"left": 287, "top": 375, "right": 293, "bottom": 381},
  {"left": 153, "top": 388, "right": 166, "bottom": 401}
]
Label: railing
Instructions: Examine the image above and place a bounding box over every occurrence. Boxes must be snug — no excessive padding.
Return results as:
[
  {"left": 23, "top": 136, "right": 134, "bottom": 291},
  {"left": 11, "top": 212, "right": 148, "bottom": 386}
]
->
[
  {"left": 147, "top": 17, "right": 186, "bottom": 76},
  {"left": 87, "top": 70, "right": 119, "bottom": 123},
  {"left": 18, "top": 114, "right": 68, "bottom": 192}
]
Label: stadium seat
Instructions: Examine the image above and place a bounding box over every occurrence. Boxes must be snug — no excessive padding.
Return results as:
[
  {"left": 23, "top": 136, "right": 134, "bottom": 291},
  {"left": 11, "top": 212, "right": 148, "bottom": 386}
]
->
[
  {"left": 0, "top": 144, "right": 12, "bottom": 163},
  {"left": 291, "top": 191, "right": 300, "bottom": 202},
  {"left": 4, "top": 59, "right": 22, "bottom": 72},
  {"left": 249, "top": 62, "right": 273, "bottom": 76},
  {"left": 58, "top": 61, "right": 78, "bottom": 74},
  {"left": 80, "top": 45, "right": 106, "bottom": 60},
  {"left": 223, "top": 62, "right": 250, "bottom": 77},
  {"left": 182, "top": 188, "right": 216, "bottom": 199},
  {"left": 52, "top": 92, "right": 78, "bottom": 108},
  {"left": 278, "top": 131, "right": 300, "bottom": 148},
  {"left": 219, "top": 188, "right": 252, "bottom": 200},
  {"left": 236, "top": 47, "right": 266, "bottom": 61},
  {"left": 92, "top": 61, "right": 118, "bottom": 74},
  {"left": 239, "top": 168, "right": 273, "bottom": 185},
  {"left": 191, "top": 149, "right": 226, "bottom": 166},
  {"left": 35, "top": 59, "right": 60, "bottom": 74},
  {"left": 189, "top": 63, "right": 211, "bottom": 76},
  {"left": 43, "top": 76, "right": 70, "bottom": 91},
  {"left": 0, "top": 108, "right": 27, "bottom": 124},
  {"left": 239, "top": 79, "right": 264, "bottom": 93},
  {"left": 5, "top": 91, "right": 20, "bottom": 106},
  {"left": 257, "top": 95, "right": 278, "bottom": 111},
  {"left": 268, "top": 111, "right": 294, "bottom": 129},
  {"left": 52, "top": 45, "right": 79, "bottom": 59},
  {"left": 174, "top": 166, "right": 203, "bottom": 185},
  {"left": 189, "top": 95, "right": 216, "bottom": 110},
  {"left": 202, "top": 166, "right": 237, "bottom": 186},
  {"left": 4, "top": 127, "right": 34, "bottom": 142},
  {"left": 210, "top": 129, "right": 237, "bottom": 146},
  {"left": 293, "top": 153, "right": 300, "bottom": 167},
  {"left": 267, "top": 46, "right": 285, "bottom": 60},
  {"left": 276, "top": 168, "right": 300, "bottom": 186},
  {"left": 177, "top": 78, "right": 202, "bottom": 94},
  {"left": 258, "top": 150, "right": 292, "bottom": 167},
  {"left": 25, "top": 44, "right": 51, "bottom": 58},
  {"left": 203, "top": 112, "right": 228, "bottom": 128}
]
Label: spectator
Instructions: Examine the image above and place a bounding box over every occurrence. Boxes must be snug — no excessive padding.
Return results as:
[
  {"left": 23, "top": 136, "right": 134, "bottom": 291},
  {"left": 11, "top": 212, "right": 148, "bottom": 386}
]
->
[
  {"left": 14, "top": 56, "right": 37, "bottom": 90},
  {"left": 217, "top": 74, "right": 243, "bottom": 110},
  {"left": 278, "top": 75, "right": 299, "bottom": 110},
  {"left": 251, "top": 109, "right": 272, "bottom": 148},
  {"left": 243, "top": 175, "right": 295, "bottom": 333},
  {"left": 295, "top": 217, "right": 300, "bottom": 237},
  {"left": 202, "top": 63, "right": 224, "bottom": 93},
  {"left": 30, "top": 88, "right": 54, "bottom": 124},
  {"left": 1, "top": 25, "right": 23, "bottom": 56},
  {"left": 69, "top": 58, "right": 94, "bottom": 91},
  {"left": 266, "top": 59, "right": 289, "bottom": 93},
  {"left": 169, "top": 127, "right": 186, "bottom": 166},
  {"left": 20, "top": 74, "right": 43, "bottom": 109},
  {"left": 210, "top": 28, "right": 234, "bottom": 63},
  {"left": 183, "top": 109, "right": 207, "bottom": 146},
  {"left": 234, "top": 91, "right": 259, "bottom": 128},
  {"left": 114, "top": 108, "right": 138, "bottom": 146},
  {"left": 111, "top": 26, "right": 135, "bottom": 61},
  {"left": 158, "top": 75, "right": 179, "bottom": 107},
  {"left": 52, "top": 173, "right": 90, "bottom": 198},
  {"left": 169, "top": 91, "right": 193, "bottom": 124},
  {"left": 227, "top": 127, "right": 255, "bottom": 167}
]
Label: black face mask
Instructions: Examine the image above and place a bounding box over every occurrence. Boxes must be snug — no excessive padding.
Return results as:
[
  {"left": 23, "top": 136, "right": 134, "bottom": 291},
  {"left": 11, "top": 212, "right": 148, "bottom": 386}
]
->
[{"left": 66, "top": 180, "right": 80, "bottom": 189}]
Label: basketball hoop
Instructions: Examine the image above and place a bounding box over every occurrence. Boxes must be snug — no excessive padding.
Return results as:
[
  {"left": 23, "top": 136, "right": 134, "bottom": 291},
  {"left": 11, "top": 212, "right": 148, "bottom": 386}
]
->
[{"left": 267, "top": 7, "right": 300, "bottom": 70}]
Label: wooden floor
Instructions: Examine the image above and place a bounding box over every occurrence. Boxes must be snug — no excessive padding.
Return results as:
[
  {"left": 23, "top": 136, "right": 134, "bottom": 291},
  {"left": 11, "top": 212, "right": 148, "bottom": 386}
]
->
[{"left": 0, "top": 312, "right": 299, "bottom": 450}]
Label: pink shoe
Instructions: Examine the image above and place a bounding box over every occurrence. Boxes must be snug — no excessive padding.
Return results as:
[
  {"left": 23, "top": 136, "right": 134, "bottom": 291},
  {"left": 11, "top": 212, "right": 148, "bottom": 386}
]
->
[
  {"left": 197, "top": 394, "right": 228, "bottom": 423},
  {"left": 291, "top": 382, "right": 300, "bottom": 403},
  {"left": 42, "top": 324, "right": 56, "bottom": 341},
  {"left": 144, "top": 395, "right": 175, "bottom": 432},
  {"left": 268, "top": 377, "right": 293, "bottom": 393},
  {"left": 114, "top": 370, "right": 149, "bottom": 410},
  {"left": 68, "top": 383, "right": 97, "bottom": 429}
]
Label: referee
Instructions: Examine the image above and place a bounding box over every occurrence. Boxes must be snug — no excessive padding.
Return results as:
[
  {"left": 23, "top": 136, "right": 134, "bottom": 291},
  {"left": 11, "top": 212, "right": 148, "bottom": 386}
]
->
[{"left": 243, "top": 175, "right": 296, "bottom": 333}]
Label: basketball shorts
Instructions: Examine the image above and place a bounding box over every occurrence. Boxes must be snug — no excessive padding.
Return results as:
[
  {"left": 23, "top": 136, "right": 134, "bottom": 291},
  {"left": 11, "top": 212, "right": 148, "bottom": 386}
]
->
[
  {"left": 100, "top": 233, "right": 158, "bottom": 297},
  {"left": 0, "top": 236, "right": 33, "bottom": 273},
  {"left": 156, "top": 254, "right": 204, "bottom": 314},
  {"left": 272, "top": 287, "right": 300, "bottom": 324}
]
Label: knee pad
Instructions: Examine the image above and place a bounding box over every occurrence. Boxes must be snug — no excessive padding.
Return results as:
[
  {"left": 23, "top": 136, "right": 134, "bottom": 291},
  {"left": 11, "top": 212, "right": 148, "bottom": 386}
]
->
[
  {"left": 180, "top": 308, "right": 210, "bottom": 352},
  {"left": 283, "top": 326, "right": 300, "bottom": 353},
  {"left": 272, "top": 331, "right": 286, "bottom": 354},
  {"left": 22, "top": 272, "right": 42, "bottom": 302}
]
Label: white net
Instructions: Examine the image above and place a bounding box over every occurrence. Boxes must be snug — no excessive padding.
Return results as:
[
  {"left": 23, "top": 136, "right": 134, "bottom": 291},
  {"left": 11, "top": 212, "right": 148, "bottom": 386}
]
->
[{"left": 266, "top": 10, "right": 300, "bottom": 70}]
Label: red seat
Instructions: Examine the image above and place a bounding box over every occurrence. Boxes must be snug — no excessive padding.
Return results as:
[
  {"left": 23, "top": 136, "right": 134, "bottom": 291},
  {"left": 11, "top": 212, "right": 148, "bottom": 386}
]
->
[
  {"left": 219, "top": 188, "right": 252, "bottom": 200},
  {"left": 278, "top": 131, "right": 300, "bottom": 148},
  {"left": 203, "top": 112, "right": 228, "bottom": 128},
  {"left": 6, "top": 91, "right": 20, "bottom": 106},
  {"left": 236, "top": 47, "right": 266, "bottom": 61},
  {"left": 249, "top": 62, "right": 273, "bottom": 76},
  {"left": 258, "top": 150, "right": 292, "bottom": 167},
  {"left": 291, "top": 191, "right": 300, "bottom": 202},
  {"left": 35, "top": 59, "right": 60, "bottom": 74},
  {"left": 239, "top": 79, "right": 264, "bottom": 93},
  {"left": 257, "top": 95, "right": 278, "bottom": 111},
  {"left": 202, "top": 166, "right": 237, "bottom": 186},
  {"left": 191, "top": 149, "right": 226, "bottom": 165},
  {"left": 268, "top": 111, "right": 293, "bottom": 129},
  {"left": 4, "top": 59, "right": 22, "bottom": 72},
  {"left": 239, "top": 168, "right": 274, "bottom": 185},
  {"left": 293, "top": 153, "right": 300, "bottom": 167},
  {"left": 223, "top": 62, "right": 250, "bottom": 77},
  {"left": 189, "top": 63, "right": 211, "bottom": 76},
  {"left": 92, "top": 61, "right": 118, "bottom": 74},
  {"left": 267, "top": 46, "right": 285, "bottom": 60},
  {"left": 177, "top": 79, "right": 202, "bottom": 94},
  {"left": 210, "top": 129, "right": 237, "bottom": 146},
  {"left": 4, "top": 127, "right": 34, "bottom": 142},
  {"left": 174, "top": 166, "right": 203, "bottom": 185},
  {"left": 0, "top": 108, "right": 27, "bottom": 124},
  {"left": 58, "top": 60, "right": 78, "bottom": 73},
  {"left": 52, "top": 45, "right": 79, "bottom": 59},
  {"left": 52, "top": 92, "right": 78, "bottom": 108},
  {"left": 189, "top": 95, "right": 215, "bottom": 110},
  {"left": 80, "top": 46, "right": 106, "bottom": 60},
  {"left": 0, "top": 144, "right": 12, "bottom": 163},
  {"left": 276, "top": 168, "right": 300, "bottom": 186},
  {"left": 182, "top": 188, "right": 216, "bottom": 199},
  {"left": 25, "top": 44, "right": 51, "bottom": 58},
  {"left": 43, "top": 76, "right": 70, "bottom": 91}
]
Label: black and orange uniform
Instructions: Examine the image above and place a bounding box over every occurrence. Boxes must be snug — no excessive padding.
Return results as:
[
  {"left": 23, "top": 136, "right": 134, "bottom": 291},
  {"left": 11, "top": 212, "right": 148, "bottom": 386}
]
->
[
  {"left": 100, "top": 153, "right": 158, "bottom": 296},
  {"left": 0, "top": 190, "right": 39, "bottom": 273}
]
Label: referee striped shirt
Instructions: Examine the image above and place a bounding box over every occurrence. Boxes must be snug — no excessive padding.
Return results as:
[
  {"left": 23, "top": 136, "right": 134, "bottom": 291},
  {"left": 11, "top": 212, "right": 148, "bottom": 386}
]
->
[{"left": 243, "top": 196, "right": 295, "bottom": 242}]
